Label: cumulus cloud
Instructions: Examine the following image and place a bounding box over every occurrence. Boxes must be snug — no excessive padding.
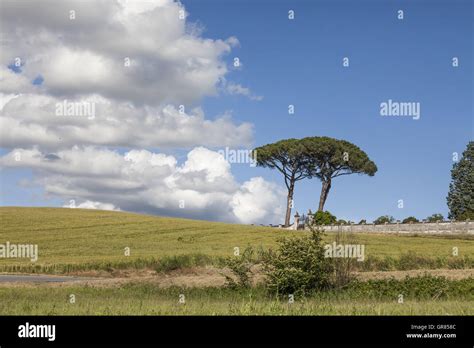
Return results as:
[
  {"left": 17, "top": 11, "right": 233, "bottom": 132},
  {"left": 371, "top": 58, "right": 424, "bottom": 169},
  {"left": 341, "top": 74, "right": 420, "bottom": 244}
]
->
[
  {"left": 231, "top": 177, "right": 285, "bottom": 224},
  {"left": 64, "top": 200, "right": 120, "bottom": 211},
  {"left": 1, "top": 147, "right": 285, "bottom": 224},
  {"left": 0, "top": 0, "right": 238, "bottom": 106},
  {"left": 0, "top": 0, "right": 282, "bottom": 224},
  {"left": 0, "top": 93, "right": 253, "bottom": 150},
  {"left": 0, "top": 0, "right": 255, "bottom": 151}
]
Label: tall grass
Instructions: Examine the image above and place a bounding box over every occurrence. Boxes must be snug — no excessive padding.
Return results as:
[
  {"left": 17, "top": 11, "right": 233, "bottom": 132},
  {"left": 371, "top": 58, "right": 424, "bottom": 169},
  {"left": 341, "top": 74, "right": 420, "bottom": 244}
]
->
[
  {"left": 0, "top": 254, "right": 221, "bottom": 274},
  {"left": 0, "top": 276, "right": 472, "bottom": 315},
  {"left": 0, "top": 252, "right": 471, "bottom": 275},
  {"left": 356, "top": 253, "right": 473, "bottom": 272}
]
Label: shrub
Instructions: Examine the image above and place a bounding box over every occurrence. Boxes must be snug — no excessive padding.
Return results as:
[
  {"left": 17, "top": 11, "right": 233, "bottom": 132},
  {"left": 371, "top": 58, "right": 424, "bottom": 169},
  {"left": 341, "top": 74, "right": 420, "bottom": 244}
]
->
[
  {"left": 426, "top": 213, "right": 444, "bottom": 222},
  {"left": 223, "top": 247, "right": 255, "bottom": 289},
  {"left": 402, "top": 216, "right": 419, "bottom": 224},
  {"left": 313, "top": 210, "right": 337, "bottom": 225},
  {"left": 358, "top": 219, "right": 367, "bottom": 225},
  {"left": 373, "top": 215, "right": 395, "bottom": 224},
  {"left": 336, "top": 219, "right": 347, "bottom": 225},
  {"left": 262, "top": 227, "right": 334, "bottom": 296}
]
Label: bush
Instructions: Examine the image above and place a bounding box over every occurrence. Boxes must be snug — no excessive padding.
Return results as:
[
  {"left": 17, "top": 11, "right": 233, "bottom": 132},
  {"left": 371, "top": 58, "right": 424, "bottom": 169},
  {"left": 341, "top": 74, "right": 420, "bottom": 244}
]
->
[
  {"left": 336, "top": 219, "right": 347, "bottom": 225},
  {"left": 426, "top": 213, "right": 444, "bottom": 222},
  {"left": 223, "top": 247, "right": 255, "bottom": 289},
  {"left": 358, "top": 219, "right": 367, "bottom": 225},
  {"left": 373, "top": 215, "right": 395, "bottom": 224},
  {"left": 262, "top": 227, "right": 334, "bottom": 296},
  {"left": 402, "top": 216, "right": 419, "bottom": 224},
  {"left": 313, "top": 210, "right": 337, "bottom": 225}
]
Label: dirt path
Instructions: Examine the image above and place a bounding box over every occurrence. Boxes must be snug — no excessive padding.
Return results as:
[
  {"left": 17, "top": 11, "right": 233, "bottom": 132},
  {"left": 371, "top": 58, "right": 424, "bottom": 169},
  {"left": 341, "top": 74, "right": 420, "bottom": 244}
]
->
[{"left": 1, "top": 267, "right": 472, "bottom": 288}]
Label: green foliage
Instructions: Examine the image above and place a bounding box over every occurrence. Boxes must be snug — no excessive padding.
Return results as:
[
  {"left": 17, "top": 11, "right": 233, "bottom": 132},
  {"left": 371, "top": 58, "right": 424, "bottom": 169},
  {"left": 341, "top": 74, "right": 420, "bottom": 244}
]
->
[
  {"left": 313, "top": 210, "right": 337, "bottom": 225},
  {"left": 300, "top": 136, "right": 377, "bottom": 211},
  {"left": 252, "top": 139, "right": 312, "bottom": 174},
  {"left": 402, "top": 216, "right": 419, "bottom": 224},
  {"left": 347, "top": 275, "right": 474, "bottom": 300},
  {"left": 253, "top": 136, "right": 378, "bottom": 219},
  {"left": 457, "top": 211, "right": 474, "bottom": 221},
  {"left": 300, "top": 136, "right": 378, "bottom": 178},
  {"left": 262, "top": 228, "right": 334, "bottom": 296},
  {"left": 373, "top": 215, "right": 395, "bottom": 224},
  {"left": 358, "top": 219, "right": 367, "bottom": 224},
  {"left": 253, "top": 139, "right": 314, "bottom": 225},
  {"left": 355, "top": 253, "right": 474, "bottom": 272},
  {"left": 337, "top": 219, "right": 348, "bottom": 225},
  {"left": 223, "top": 247, "right": 255, "bottom": 289},
  {"left": 447, "top": 141, "right": 474, "bottom": 220},
  {"left": 426, "top": 213, "right": 444, "bottom": 222}
]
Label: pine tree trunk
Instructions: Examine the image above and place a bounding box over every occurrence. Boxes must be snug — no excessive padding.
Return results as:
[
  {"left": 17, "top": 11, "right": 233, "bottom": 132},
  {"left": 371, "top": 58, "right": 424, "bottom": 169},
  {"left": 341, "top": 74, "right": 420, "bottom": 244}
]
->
[
  {"left": 284, "top": 182, "right": 295, "bottom": 226},
  {"left": 318, "top": 179, "right": 331, "bottom": 211}
]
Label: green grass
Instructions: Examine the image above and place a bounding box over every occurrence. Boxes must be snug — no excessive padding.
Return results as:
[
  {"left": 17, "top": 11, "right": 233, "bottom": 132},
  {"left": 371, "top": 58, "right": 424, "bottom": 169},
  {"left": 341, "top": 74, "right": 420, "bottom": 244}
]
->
[
  {"left": 0, "top": 276, "right": 472, "bottom": 315},
  {"left": 1, "top": 208, "right": 472, "bottom": 316},
  {"left": 1, "top": 207, "right": 473, "bottom": 274}
]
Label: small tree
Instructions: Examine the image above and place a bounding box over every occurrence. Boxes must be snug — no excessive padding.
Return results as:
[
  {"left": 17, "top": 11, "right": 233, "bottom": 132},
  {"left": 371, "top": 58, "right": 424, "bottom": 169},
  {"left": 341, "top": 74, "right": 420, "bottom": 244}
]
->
[
  {"left": 313, "top": 210, "right": 337, "bottom": 225},
  {"left": 426, "top": 213, "right": 444, "bottom": 222},
  {"left": 301, "top": 137, "right": 377, "bottom": 211},
  {"left": 262, "top": 227, "right": 333, "bottom": 296},
  {"left": 447, "top": 142, "right": 474, "bottom": 220},
  {"left": 253, "top": 139, "right": 313, "bottom": 226},
  {"left": 374, "top": 215, "right": 395, "bottom": 224},
  {"left": 402, "top": 216, "right": 419, "bottom": 224}
]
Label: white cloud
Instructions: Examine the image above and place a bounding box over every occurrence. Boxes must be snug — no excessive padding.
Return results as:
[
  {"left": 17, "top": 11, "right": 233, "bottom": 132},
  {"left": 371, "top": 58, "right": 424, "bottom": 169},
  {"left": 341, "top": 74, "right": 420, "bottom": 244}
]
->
[
  {"left": 0, "top": 67, "right": 35, "bottom": 94},
  {"left": 0, "top": 0, "right": 282, "bottom": 225},
  {"left": 0, "top": 0, "right": 235, "bottom": 106},
  {"left": 1, "top": 147, "right": 285, "bottom": 224},
  {"left": 0, "top": 93, "right": 253, "bottom": 150},
  {"left": 231, "top": 177, "right": 285, "bottom": 224},
  {"left": 64, "top": 200, "right": 120, "bottom": 211},
  {"left": 224, "top": 81, "right": 263, "bottom": 101},
  {"left": 0, "top": 0, "right": 256, "bottom": 151}
]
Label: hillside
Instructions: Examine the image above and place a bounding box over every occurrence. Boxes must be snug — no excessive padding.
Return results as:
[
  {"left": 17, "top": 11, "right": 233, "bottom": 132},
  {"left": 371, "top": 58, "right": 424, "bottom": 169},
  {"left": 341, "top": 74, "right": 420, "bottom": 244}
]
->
[{"left": 0, "top": 207, "right": 473, "bottom": 273}]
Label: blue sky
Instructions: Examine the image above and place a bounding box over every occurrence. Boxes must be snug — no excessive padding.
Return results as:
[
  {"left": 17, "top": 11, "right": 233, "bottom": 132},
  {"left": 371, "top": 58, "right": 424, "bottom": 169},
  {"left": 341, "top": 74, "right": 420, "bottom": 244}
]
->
[
  {"left": 182, "top": 0, "right": 473, "bottom": 221},
  {"left": 0, "top": 0, "right": 472, "bottom": 223}
]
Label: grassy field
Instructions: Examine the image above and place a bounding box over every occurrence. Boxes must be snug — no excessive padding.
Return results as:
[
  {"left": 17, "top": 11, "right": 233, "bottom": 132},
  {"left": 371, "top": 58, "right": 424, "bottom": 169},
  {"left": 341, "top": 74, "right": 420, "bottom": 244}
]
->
[
  {"left": 1, "top": 207, "right": 473, "bottom": 273},
  {"left": 0, "top": 277, "right": 472, "bottom": 315},
  {"left": 1, "top": 207, "right": 473, "bottom": 315}
]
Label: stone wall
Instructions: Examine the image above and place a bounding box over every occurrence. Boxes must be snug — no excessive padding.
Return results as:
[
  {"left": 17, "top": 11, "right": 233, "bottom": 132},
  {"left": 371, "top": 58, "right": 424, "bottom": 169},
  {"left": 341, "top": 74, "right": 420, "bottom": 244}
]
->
[{"left": 313, "top": 221, "right": 473, "bottom": 234}]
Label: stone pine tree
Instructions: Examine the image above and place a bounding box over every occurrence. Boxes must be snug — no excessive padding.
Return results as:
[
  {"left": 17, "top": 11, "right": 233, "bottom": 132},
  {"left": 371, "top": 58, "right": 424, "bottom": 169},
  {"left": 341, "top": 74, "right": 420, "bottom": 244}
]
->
[
  {"left": 253, "top": 139, "right": 313, "bottom": 226},
  {"left": 301, "top": 137, "right": 377, "bottom": 211},
  {"left": 447, "top": 141, "right": 474, "bottom": 220}
]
